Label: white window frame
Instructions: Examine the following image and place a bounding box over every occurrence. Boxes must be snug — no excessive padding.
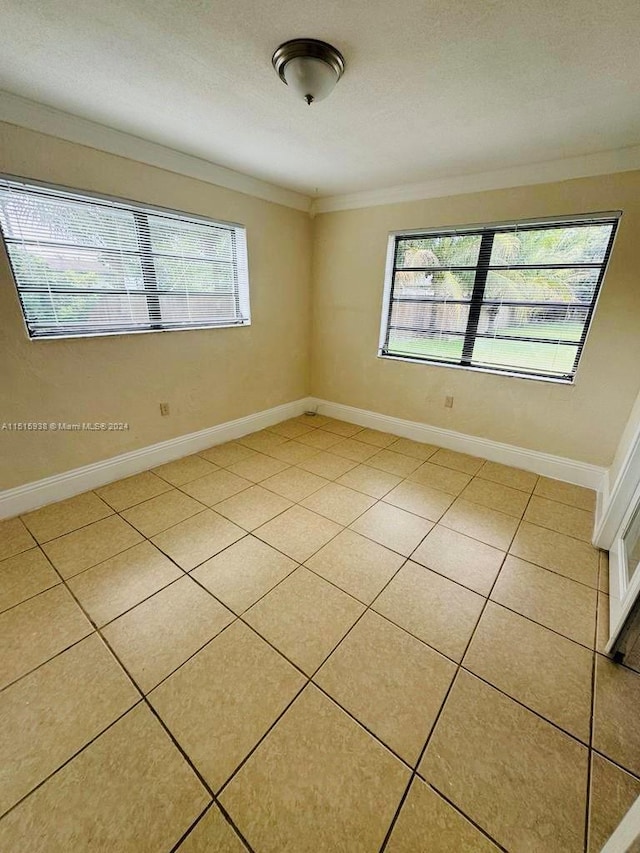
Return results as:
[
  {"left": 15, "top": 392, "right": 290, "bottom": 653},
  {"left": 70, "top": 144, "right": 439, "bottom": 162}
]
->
[
  {"left": 378, "top": 212, "right": 620, "bottom": 384},
  {"left": 0, "top": 174, "right": 251, "bottom": 340}
]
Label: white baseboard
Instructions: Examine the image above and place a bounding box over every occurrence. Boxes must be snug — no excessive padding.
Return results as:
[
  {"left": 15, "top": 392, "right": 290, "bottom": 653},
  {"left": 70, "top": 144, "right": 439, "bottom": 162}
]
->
[
  {"left": 312, "top": 398, "right": 607, "bottom": 492},
  {"left": 1, "top": 394, "right": 607, "bottom": 520},
  {"left": 0, "top": 397, "right": 314, "bottom": 519}
]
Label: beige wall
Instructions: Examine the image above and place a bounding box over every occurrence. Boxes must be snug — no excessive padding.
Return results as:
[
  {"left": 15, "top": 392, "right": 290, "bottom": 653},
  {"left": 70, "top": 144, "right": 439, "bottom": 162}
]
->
[
  {"left": 2, "top": 122, "right": 639, "bottom": 490},
  {"left": 0, "top": 123, "right": 312, "bottom": 489},
  {"left": 311, "top": 172, "right": 640, "bottom": 467}
]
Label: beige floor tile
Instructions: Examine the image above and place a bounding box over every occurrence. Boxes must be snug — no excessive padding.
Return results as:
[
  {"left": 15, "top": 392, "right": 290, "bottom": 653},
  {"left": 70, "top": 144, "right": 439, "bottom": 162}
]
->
[
  {"left": 178, "top": 805, "right": 247, "bottom": 852},
  {"left": 596, "top": 591, "right": 610, "bottom": 653},
  {"left": 510, "top": 520, "right": 599, "bottom": 588},
  {"left": 367, "top": 448, "right": 423, "bottom": 477},
  {"left": 476, "top": 461, "right": 538, "bottom": 494},
  {"left": 350, "top": 502, "right": 433, "bottom": 556},
  {"left": 153, "top": 454, "right": 218, "bottom": 486},
  {"left": 355, "top": 428, "right": 397, "bottom": 448},
  {"left": 593, "top": 655, "right": 640, "bottom": 777},
  {"left": 265, "top": 440, "right": 320, "bottom": 465},
  {"left": 460, "top": 478, "right": 529, "bottom": 518},
  {"left": 412, "top": 525, "right": 504, "bottom": 596},
  {"left": 21, "top": 491, "right": 113, "bottom": 543},
  {"left": 295, "top": 429, "right": 343, "bottom": 450},
  {"left": 42, "top": 515, "right": 143, "bottom": 579},
  {"left": 244, "top": 567, "right": 365, "bottom": 674},
  {"left": 419, "top": 526, "right": 504, "bottom": 596},
  {"left": 199, "top": 441, "right": 258, "bottom": 468},
  {"left": 388, "top": 437, "right": 438, "bottom": 461},
  {"left": 237, "top": 430, "right": 288, "bottom": 453},
  {"left": 193, "top": 536, "right": 296, "bottom": 613},
  {"left": 383, "top": 481, "right": 454, "bottom": 521},
  {"left": 336, "top": 464, "right": 402, "bottom": 498},
  {"left": 151, "top": 510, "right": 245, "bottom": 571},
  {"left": 599, "top": 549, "right": 610, "bottom": 593},
  {"left": 588, "top": 753, "right": 640, "bottom": 853},
  {"left": 96, "top": 471, "right": 171, "bottom": 511},
  {"left": 524, "top": 495, "right": 594, "bottom": 542},
  {"left": 0, "top": 585, "right": 92, "bottom": 690},
  {"left": 0, "top": 548, "right": 60, "bottom": 613},
  {"left": 68, "top": 541, "right": 182, "bottom": 627},
  {"left": 534, "top": 476, "right": 597, "bottom": 512},
  {"left": 227, "top": 452, "right": 290, "bottom": 483},
  {"left": 386, "top": 777, "right": 499, "bottom": 852},
  {"left": 254, "top": 505, "right": 341, "bottom": 563},
  {"left": 301, "top": 482, "right": 375, "bottom": 526},
  {"left": 440, "top": 499, "right": 519, "bottom": 550},
  {"left": 0, "top": 517, "right": 36, "bottom": 560},
  {"left": 220, "top": 685, "right": 410, "bottom": 853},
  {"left": 329, "top": 437, "right": 379, "bottom": 463},
  {"left": 0, "top": 634, "right": 138, "bottom": 814},
  {"left": 320, "top": 419, "right": 364, "bottom": 437},
  {"left": 316, "top": 611, "right": 455, "bottom": 764},
  {"left": 181, "top": 469, "right": 252, "bottom": 505},
  {"left": 491, "top": 555, "right": 597, "bottom": 647},
  {"left": 476, "top": 460, "right": 538, "bottom": 492},
  {"left": 421, "top": 671, "right": 588, "bottom": 852},
  {"left": 102, "top": 576, "right": 234, "bottom": 692},
  {"left": 409, "top": 462, "right": 472, "bottom": 495},
  {"left": 429, "top": 448, "right": 484, "bottom": 475},
  {"left": 150, "top": 620, "right": 304, "bottom": 791},
  {"left": 0, "top": 704, "right": 209, "bottom": 852},
  {"left": 261, "top": 466, "right": 329, "bottom": 502},
  {"left": 268, "top": 419, "right": 315, "bottom": 439},
  {"left": 373, "top": 562, "right": 484, "bottom": 661},
  {"left": 121, "top": 489, "right": 205, "bottom": 537},
  {"left": 305, "top": 529, "right": 404, "bottom": 604},
  {"left": 298, "top": 451, "right": 359, "bottom": 480},
  {"left": 464, "top": 601, "right": 593, "bottom": 741},
  {"left": 214, "top": 485, "right": 292, "bottom": 531}
]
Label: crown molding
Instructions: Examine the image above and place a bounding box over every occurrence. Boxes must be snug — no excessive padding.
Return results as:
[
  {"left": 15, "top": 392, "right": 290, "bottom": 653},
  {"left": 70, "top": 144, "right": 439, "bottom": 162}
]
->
[
  {"left": 0, "top": 91, "right": 311, "bottom": 212},
  {"left": 311, "top": 145, "right": 640, "bottom": 214},
  {"left": 2, "top": 91, "right": 639, "bottom": 218}
]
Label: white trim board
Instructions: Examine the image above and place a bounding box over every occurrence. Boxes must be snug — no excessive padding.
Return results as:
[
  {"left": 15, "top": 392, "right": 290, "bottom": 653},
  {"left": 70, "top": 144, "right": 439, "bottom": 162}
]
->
[
  {"left": 0, "top": 397, "right": 314, "bottom": 519},
  {"left": 0, "top": 92, "right": 310, "bottom": 213},
  {"left": 311, "top": 398, "right": 607, "bottom": 492},
  {"left": 3, "top": 92, "right": 640, "bottom": 218},
  {"left": 311, "top": 145, "right": 640, "bottom": 214},
  {"left": 594, "top": 410, "right": 640, "bottom": 549}
]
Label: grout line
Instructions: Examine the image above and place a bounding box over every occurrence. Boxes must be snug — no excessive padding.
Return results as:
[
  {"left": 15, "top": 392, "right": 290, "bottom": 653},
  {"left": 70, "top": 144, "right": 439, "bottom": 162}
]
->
[
  {"left": 0, "top": 696, "right": 146, "bottom": 821},
  {"left": 423, "top": 781, "right": 510, "bottom": 852},
  {"left": 0, "top": 418, "right": 618, "bottom": 851},
  {"left": 12, "top": 547, "right": 255, "bottom": 850}
]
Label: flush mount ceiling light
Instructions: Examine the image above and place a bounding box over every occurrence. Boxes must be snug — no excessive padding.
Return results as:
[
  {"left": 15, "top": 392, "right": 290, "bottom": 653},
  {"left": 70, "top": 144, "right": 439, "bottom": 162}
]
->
[{"left": 272, "top": 39, "right": 345, "bottom": 105}]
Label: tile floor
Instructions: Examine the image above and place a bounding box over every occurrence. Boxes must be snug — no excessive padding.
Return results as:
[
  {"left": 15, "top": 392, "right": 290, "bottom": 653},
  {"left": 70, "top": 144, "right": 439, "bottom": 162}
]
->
[{"left": 1, "top": 414, "right": 640, "bottom": 852}]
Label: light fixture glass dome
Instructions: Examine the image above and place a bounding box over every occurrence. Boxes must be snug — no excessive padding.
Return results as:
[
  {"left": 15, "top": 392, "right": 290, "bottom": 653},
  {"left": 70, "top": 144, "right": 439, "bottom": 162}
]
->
[{"left": 272, "top": 39, "right": 345, "bottom": 105}]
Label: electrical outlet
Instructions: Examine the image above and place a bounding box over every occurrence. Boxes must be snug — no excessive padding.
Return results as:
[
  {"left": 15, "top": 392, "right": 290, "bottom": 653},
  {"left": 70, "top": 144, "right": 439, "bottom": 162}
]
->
[
  {"left": 159, "top": 402, "right": 170, "bottom": 416},
  {"left": 445, "top": 396, "right": 454, "bottom": 409}
]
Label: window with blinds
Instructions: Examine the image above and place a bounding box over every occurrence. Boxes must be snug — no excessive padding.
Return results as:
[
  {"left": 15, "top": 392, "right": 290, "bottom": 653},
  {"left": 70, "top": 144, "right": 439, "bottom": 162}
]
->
[
  {"left": 0, "top": 176, "right": 250, "bottom": 339},
  {"left": 379, "top": 214, "right": 619, "bottom": 382}
]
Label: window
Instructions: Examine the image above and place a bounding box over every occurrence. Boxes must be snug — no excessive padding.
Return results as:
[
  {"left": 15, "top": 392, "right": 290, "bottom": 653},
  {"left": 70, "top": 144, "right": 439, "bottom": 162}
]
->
[
  {"left": 0, "top": 175, "right": 250, "bottom": 339},
  {"left": 379, "top": 213, "right": 619, "bottom": 382}
]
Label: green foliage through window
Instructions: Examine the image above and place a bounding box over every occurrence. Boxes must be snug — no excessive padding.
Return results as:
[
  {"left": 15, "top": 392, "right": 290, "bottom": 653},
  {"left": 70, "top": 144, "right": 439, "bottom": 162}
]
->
[{"left": 381, "top": 216, "right": 618, "bottom": 381}]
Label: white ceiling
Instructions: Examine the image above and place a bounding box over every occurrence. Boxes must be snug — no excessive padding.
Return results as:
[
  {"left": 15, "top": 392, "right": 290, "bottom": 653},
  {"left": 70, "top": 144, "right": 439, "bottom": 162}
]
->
[{"left": 1, "top": 0, "right": 639, "bottom": 199}]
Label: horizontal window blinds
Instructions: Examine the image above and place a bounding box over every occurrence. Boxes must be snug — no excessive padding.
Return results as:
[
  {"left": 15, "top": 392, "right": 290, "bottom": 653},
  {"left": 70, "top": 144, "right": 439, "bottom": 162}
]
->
[
  {"left": 381, "top": 214, "right": 619, "bottom": 382},
  {"left": 0, "top": 176, "right": 250, "bottom": 339}
]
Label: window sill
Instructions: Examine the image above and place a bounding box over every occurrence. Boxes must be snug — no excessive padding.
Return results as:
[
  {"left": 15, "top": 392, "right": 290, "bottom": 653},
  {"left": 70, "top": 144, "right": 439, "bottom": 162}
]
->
[
  {"left": 26, "top": 319, "right": 251, "bottom": 341},
  {"left": 377, "top": 351, "right": 575, "bottom": 385}
]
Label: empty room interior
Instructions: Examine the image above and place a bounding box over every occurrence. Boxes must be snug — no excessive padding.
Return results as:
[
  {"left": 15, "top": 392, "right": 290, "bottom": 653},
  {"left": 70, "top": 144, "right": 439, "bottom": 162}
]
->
[{"left": 2, "top": 1, "right": 640, "bottom": 851}]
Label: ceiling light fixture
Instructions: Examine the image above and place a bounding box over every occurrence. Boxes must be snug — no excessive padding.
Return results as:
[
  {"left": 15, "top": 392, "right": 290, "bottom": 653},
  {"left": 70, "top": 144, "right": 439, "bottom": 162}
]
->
[{"left": 272, "top": 39, "right": 345, "bottom": 106}]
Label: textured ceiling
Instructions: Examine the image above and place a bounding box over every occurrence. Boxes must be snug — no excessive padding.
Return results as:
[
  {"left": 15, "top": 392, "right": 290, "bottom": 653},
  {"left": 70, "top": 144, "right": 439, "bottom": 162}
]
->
[{"left": 0, "top": 0, "right": 639, "bottom": 197}]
